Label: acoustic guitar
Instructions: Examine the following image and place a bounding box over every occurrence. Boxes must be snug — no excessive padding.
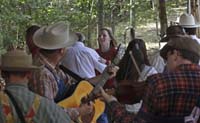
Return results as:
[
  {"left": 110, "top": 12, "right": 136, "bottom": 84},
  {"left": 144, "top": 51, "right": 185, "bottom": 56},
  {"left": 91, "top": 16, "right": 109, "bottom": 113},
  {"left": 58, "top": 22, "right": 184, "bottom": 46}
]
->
[{"left": 58, "top": 45, "right": 124, "bottom": 123}]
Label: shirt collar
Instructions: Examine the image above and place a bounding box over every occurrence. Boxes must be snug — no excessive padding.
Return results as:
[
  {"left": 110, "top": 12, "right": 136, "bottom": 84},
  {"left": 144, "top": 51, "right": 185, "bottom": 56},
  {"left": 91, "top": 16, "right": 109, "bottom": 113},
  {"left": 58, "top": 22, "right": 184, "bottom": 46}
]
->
[
  {"left": 6, "top": 82, "right": 28, "bottom": 88},
  {"left": 38, "top": 53, "right": 56, "bottom": 69},
  {"left": 73, "top": 42, "right": 84, "bottom": 47}
]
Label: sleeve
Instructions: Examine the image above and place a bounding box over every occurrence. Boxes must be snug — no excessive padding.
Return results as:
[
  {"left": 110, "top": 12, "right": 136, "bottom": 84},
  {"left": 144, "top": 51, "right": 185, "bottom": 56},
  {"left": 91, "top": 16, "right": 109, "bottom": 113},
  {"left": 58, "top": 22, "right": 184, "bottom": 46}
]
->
[
  {"left": 40, "top": 70, "right": 56, "bottom": 100},
  {"left": 38, "top": 98, "right": 75, "bottom": 123},
  {"left": 89, "top": 51, "right": 107, "bottom": 73},
  {"left": 0, "top": 101, "right": 5, "bottom": 123},
  {"left": 136, "top": 78, "right": 157, "bottom": 121},
  {"left": 93, "top": 60, "right": 107, "bottom": 73},
  {"left": 107, "top": 101, "right": 135, "bottom": 123},
  {"left": 29, "top": 69, "right": 45, "bottom": 96}
]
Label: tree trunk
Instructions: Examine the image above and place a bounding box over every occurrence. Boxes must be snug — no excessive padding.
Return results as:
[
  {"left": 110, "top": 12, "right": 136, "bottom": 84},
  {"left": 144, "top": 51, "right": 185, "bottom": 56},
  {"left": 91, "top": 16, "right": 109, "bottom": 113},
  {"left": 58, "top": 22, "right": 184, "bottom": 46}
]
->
[
  {"left": 87, "top": 0, "right": 93, "bottom": 47},
  {"left": 191, "top": 0, "right": 200, "bottom": 37},
  {"left": 158, "top": 0, "right": 168, "bottom": 38},
  {"left": 97, "top": 0, "right": 104, "bottom": 36}
]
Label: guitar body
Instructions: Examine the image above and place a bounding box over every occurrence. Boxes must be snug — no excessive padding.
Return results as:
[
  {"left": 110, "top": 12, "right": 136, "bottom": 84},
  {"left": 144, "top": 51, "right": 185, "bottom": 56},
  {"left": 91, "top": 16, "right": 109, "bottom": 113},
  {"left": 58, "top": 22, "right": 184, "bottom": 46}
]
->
[{"left": 58, "top": 81, "right": 105, "bottom": 123}]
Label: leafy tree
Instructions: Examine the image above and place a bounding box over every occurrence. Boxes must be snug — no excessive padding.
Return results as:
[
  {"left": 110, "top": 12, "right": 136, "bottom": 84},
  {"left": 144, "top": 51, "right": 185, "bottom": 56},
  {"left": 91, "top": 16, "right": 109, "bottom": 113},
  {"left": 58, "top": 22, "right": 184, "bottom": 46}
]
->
[{"left": 0, "top": 0, "right": 187, "bottom": 52}]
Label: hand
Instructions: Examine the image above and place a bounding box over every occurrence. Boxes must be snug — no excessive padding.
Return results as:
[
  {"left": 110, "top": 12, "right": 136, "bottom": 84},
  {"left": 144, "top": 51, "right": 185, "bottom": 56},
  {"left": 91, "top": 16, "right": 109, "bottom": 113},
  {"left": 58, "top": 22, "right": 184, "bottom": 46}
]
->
[
  {"left": 100, "top": 87, "right": 117, "bottom": 103},
  {"left": 105, "top": 64, "right": 119, "bottom": 79},
  {"left": 78, "top": 102, "right": 94, "bottom": 116}
]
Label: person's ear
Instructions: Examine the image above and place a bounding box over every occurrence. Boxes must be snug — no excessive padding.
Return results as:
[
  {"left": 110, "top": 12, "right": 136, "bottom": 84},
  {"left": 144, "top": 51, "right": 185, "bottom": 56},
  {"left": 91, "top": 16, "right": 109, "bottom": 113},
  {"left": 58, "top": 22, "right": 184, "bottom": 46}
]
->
[
  {"left": 173, "top": 50, "right": 181, "bottom": 61},
  {"left": 60, "top": 48, "right": 65, "bottom": 54}
]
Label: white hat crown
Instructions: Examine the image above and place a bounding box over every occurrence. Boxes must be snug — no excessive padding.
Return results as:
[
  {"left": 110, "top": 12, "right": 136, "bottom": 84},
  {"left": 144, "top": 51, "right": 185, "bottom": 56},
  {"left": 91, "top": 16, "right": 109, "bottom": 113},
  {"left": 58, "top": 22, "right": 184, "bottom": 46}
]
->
[{"left": 179, "top": 13, "right": 200, "bottom": 28}]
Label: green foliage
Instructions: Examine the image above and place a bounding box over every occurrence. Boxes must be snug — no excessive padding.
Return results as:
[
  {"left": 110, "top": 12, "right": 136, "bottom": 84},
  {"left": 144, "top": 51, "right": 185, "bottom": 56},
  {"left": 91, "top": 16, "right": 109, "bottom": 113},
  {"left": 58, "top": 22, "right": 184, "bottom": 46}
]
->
[{"left": 0, "top": 0, "right": 186, "bottom": 52}]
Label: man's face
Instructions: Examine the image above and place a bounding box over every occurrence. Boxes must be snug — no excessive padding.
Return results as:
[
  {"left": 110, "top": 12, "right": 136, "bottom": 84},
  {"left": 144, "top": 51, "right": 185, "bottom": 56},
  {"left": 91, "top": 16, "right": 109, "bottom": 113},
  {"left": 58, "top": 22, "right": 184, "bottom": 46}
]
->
[{"left": 166, "top": 50, "right": 178, "bottom": 72}]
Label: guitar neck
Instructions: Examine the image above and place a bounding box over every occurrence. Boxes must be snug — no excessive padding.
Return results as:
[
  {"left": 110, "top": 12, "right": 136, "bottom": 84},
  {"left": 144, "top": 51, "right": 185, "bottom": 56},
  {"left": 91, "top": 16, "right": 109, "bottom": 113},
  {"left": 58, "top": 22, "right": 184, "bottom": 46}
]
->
[
  {"left": 90, "top": 57, "right": 120, "bottom": 96},
  {"left": 85, "top": 45, "right": 124, "bottom": 102}
]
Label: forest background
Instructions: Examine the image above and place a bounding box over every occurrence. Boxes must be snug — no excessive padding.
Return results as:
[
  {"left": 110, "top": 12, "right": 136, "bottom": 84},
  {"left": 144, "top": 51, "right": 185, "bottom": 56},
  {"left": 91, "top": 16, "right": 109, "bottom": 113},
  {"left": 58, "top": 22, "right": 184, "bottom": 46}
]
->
[{"left": 0, "top": 0, "right": 192, "bottom": 54}]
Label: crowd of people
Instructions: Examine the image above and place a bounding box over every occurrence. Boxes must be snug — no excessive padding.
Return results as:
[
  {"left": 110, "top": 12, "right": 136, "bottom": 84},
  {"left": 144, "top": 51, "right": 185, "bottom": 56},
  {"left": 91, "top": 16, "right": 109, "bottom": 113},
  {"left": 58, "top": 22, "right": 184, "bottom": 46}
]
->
[{"left": 0, "top": 12, "right": 200, "bottom": 123}]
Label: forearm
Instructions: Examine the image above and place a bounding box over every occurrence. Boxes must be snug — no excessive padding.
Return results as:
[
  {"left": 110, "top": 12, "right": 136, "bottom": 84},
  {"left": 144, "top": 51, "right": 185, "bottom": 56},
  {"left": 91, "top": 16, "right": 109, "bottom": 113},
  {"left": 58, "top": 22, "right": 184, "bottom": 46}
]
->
[
  {"left": 107, "top": 101, "right": 135, "bottom": 123},
  {"left": 87, "top": 75, "right": 102, "bottom": 86},
  {"left": 63, "top": 108, "right": 80, "bottom": 122}
]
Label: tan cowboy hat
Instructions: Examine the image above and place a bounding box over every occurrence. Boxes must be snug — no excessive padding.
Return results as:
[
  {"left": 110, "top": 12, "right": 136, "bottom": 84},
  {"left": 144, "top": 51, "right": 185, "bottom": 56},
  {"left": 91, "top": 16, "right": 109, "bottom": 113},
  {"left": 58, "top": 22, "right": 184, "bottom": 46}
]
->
[
  {"left": 179, "top": 13, "right": 200, "bottom": 28},
  {"left": 1, "top": 49, "right": 39, "bottom": 71},
  {"left": 33, "top": 22, "right": 77, "bottom": 50}
]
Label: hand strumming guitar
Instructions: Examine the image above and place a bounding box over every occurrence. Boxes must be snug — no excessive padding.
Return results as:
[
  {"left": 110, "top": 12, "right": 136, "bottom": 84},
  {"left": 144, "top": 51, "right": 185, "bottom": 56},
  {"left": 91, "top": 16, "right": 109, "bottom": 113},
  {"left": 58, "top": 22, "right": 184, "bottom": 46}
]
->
[{"left": 99, "top": 87, "right": 117, "bottom": 103}]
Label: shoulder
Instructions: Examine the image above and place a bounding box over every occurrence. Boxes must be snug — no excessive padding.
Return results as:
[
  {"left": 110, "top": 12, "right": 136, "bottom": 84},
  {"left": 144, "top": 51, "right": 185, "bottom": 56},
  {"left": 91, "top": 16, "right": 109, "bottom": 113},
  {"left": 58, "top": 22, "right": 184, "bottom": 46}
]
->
[
  {"left": 37, "top": 95, "right": 72, "bottom": 122},
  {"left": 146, "top": 72, "right": 169, "bottom": 87}
]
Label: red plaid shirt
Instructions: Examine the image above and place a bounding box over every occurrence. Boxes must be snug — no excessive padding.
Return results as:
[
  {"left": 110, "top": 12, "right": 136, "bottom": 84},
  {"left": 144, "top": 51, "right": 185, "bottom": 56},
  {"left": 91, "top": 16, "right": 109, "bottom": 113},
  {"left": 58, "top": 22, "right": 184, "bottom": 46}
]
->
[{"left": 108, "top": 64, "right": 200, "bottom": 123}]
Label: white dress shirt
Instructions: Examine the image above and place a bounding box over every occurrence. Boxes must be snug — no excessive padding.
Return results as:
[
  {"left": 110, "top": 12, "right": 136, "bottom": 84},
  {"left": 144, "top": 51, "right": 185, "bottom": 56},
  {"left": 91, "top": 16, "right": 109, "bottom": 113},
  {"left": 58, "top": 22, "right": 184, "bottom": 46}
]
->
[
  {"left": 190, "top": 35, "right": 200, "bottom": 44},
  {"left": 61, "top": 42, "right": 106, "bottom": 79}
]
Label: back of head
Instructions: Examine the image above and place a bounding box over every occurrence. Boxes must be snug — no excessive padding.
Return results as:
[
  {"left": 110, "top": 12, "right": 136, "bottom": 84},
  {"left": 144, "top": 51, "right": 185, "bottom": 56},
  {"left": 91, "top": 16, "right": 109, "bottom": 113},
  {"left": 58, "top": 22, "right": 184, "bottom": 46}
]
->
[
  {"left": 126, "top": 39, "right": 149, "bottom": 65},
  {"left": 76, "top": 32, "right": 86, "bottom": 42},
  {"left": 26, "top": 25, "right": 40, "bottom": 39},
  {"left": 116, "top": 38, "right": 149, "bottom": 81},
  {"left": 26, "top": 25, "right": 40, "bottom": 55}
]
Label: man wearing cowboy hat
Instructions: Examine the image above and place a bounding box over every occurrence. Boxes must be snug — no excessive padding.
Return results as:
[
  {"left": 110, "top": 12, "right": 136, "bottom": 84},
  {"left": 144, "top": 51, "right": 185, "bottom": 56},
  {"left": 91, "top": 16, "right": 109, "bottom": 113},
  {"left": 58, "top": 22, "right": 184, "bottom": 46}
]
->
[
  {"left": 27, "top": 22, "right": 94, "bottom": 121},
  {"left": 100, "top": 36, "right": 200, "bottom": 123},
  {"left": 29, "top": 22, "right": 118, "bottom": 122},
  {"left": 179, "top": 13, "right": 200, "bottom": 44},
  {"left": 0, "top": 48, "right": 74, "bottom": 123},
  {"left": 150, "top": 25, "right": 185, "bottom": 73}
]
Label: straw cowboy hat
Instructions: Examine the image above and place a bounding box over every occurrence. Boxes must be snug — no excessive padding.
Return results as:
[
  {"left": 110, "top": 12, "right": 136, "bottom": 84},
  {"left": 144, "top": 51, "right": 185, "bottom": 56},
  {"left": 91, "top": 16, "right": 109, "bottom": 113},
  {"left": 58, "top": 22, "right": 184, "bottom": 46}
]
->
[
  {"left": 33, "top": 22, "right": 77, "bottom": 50},
  {"left": 1, "top": 49, "right": 39, "bottom": 71},
  {"left": 179, "top": 13, "right": 200, "bottom": 28}
]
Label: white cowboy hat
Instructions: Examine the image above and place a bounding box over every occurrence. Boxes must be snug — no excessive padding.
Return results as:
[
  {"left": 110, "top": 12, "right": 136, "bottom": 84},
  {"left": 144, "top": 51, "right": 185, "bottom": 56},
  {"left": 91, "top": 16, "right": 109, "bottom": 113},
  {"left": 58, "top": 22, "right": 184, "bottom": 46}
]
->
[
  {"left": 33, "top": 22, "right": 77, "bottom": 50},
  {"left": 1, "top": 49, "right": 39, "bottom": 71},
  {"left": 179, "top": 13, "right": 200, "bottom": 28}
]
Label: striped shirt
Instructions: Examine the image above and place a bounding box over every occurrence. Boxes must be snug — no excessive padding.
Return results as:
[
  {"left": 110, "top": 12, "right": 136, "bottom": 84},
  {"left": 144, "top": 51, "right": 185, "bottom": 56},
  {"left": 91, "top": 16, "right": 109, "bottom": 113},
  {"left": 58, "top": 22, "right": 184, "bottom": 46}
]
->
[
  {"left": 28, "top": 53, "right": 80, "bottom": 121},
  {"left": 29, "top": 53, "right": 71, "bottom": 100}
]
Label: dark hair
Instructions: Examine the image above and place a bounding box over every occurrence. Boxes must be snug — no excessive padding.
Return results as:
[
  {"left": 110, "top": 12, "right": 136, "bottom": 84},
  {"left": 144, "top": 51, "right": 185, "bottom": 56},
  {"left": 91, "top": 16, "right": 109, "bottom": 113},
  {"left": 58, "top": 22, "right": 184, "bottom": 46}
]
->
[
  {"left": 1, "top": 71, "right": 28, "bottom": 81},
  {"left": 76, "top": 32, "right": 85, "bottom": 42},
  {"left": 26, "top": 25, "right": 40, "bottom": 40},
  {"left": 116, "top": 38, "right": 149, "bottom": 81},
  {"left": 39, "top": 49, "right": 60, "bottom": 56},
  {"left": 184, "top": 28, "right": 197, "bottom": 35}
]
